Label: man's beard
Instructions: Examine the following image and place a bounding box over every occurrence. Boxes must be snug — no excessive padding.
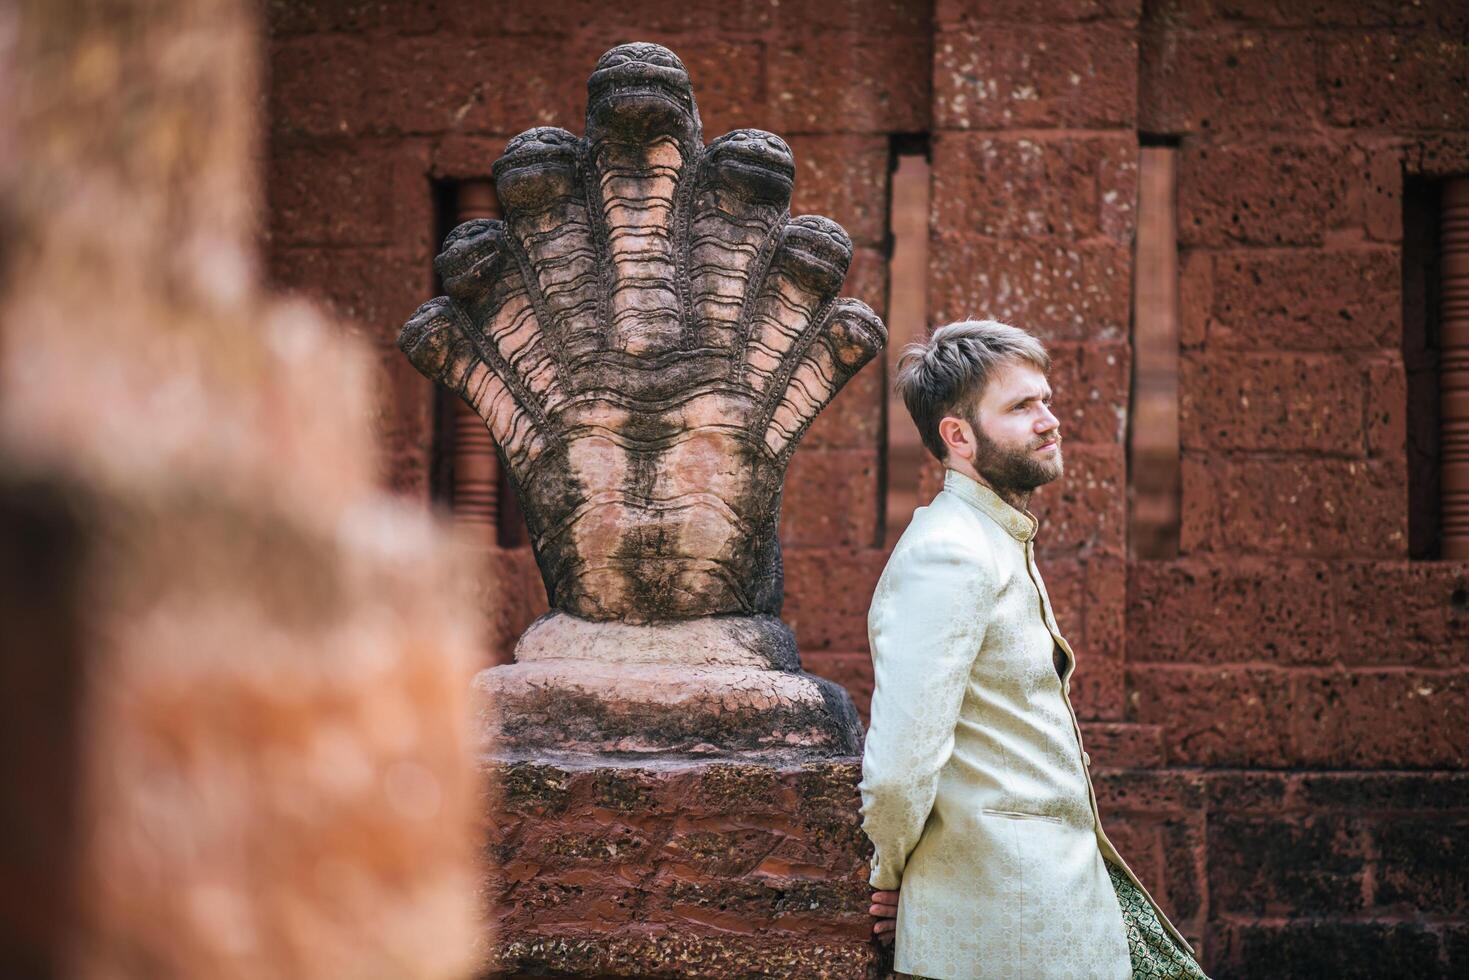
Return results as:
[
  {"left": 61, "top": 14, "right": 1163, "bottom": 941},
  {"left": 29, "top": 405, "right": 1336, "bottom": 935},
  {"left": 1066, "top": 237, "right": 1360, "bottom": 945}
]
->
[{"left": 971, "top": 418, "right": 1064, "bottom": 493}]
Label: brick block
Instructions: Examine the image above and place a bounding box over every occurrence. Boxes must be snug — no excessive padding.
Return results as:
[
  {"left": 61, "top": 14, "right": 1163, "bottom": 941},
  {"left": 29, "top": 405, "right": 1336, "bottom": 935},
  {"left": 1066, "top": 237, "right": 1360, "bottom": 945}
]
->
[
  {"left": 782, "top": 548, "right": 889, "bottom": 651},
  {"left": 1075, "top": 558, "right": 1126, "bottom": 719},
  {"left": 1201, "top": 247, "right": 1401, "bottom": 350},
  {"left": 1209, "top": 814, "right": 1369, "bottom": 916},
  {"left": 1203, "top": 771, "right": 1291, "bottom": 811},
  {"left": 1177, "top": 141, "right": 1350, "bottom": 247},
  {"left": 1353, "top": 140, "right": 1405, "bottom": 242},
  {"left": 845, "top": 245, "right": 890, "bottom": 319},
  {"left": 1416, "top": 133, "right": 1469, "bottom": 178},
  {"left": 1179, "top": 352, "right": 1367, "bottom": 454},
  {"left": 1046, "top": 342, "right": 1130, "bottom": 445},
  {"left": 666, "top": 39, "right": 772, "bottom": 139},
  {"left": 1295, "top": 771, "right": 1469, "bottom": 810},
  {"left": 1210, "top": 0, "right": 1450, "bottom": 28},
  {"left": 429, "top": 135, "right": 503, "bottom": 180},
  {"left": 1094, "top": 770, "right": 1206, "bottom": 812},
  {"left": 934, "top": 25, "right": 1137, "bottom": 130},
  {"left": 769, "top": 36, "right": 930, "bottom": 133},
  {"left": 1140, "top": 29, "right": 1321, "bottom": 134},
  {"left": 930, "top": 236, "right": 1132, "bottom": 342},
  {"left": 1127, "top": 558, "right": 1337, "bottom": 665},
  {"left": 1098, "top": 815, "right": 1163, "bottom": 891},
  {"left": 1161, "top": 818, "right": 1206, "bottom": 924},
  {"left": 1375, "top": 815, "right": 1469, "bottom": 914},
  {"left": 266, "top": 0, "right": 446, "bottom": 35},
  {"left": 777, "top": 0, "right": 932, "bottom": 34},
  {"left": 459, "top": 36, "right": 598, "bottom": 134},
  {"left": 1177, "top": 249, "right": 1212, "bottom": 349},
  {"left": 1180, "top": 455, "right": 1408, "bottom": 558},
  {"left": 1365, "top": 356, "right": 1407, "bottom": 459},
  {"left": 1078, "top": 722, "right": 1167, "bottom": 767},
  {"left": 1212, "top": 921, "right": 1442, "bottom": 980},
  {"left": 931, "top": 134, "right": 1138, "bottom": 243},
  {"left": 267, "top": 142, "right": 389, "bottom": 245},
  {"left": 788, "top": 136, "right": 891, "bottom": 247},
  {"left": 781, "top": 448, "right": 880, "bottom": 548},
  {"left": 937, "top": 0, "right": 1141, "bottom": 24},
  {"left": 1324, "top": 33, "right": 1469, "bottom": 131},
  {"left": 1126, "top": 665, "right": 1294, "bottom": 766},
  {"left": 268, "top": 36, "right": 371, "bottom": 137},
  {"left": 268, "top": 247, "right": 432, "bottom": 344},
  {"left": 1063, "top": 631, "right": 1116, "bottom": 725},
  {"left": 1294, "top": 669, "right": 1469, "bottom": 768},
  {"left": 1030, "top": 444, "right": 1126, "bottom": 556},
  {"left": 1041, "top": 556, "right": 1086, "bottom": 641},
  {"left": 1333, "top": 561, "right": 1469, "bottom": 667}
]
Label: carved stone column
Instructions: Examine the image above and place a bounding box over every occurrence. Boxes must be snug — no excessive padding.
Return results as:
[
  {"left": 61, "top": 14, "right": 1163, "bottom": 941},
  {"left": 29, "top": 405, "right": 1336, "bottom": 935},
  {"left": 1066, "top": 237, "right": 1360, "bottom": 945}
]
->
[
  {"left": 449, "top": 180, "right": 502, "bottom": 543},
  {"left": 398, "top": 43, "right": 887, "bottom": 975}
]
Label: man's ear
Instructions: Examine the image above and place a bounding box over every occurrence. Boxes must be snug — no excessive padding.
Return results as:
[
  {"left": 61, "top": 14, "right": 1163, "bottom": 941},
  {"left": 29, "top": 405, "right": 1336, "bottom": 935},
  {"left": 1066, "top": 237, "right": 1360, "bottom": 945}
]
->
[{"left": 938, "top": 414, "right": 972, "bottom": 462}]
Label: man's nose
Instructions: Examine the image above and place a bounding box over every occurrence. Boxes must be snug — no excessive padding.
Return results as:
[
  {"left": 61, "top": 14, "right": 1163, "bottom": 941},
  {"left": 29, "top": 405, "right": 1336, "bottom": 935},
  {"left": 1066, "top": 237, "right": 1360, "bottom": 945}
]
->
[{"left": 1036, "top": 404, "right": 1059, "bottom": 432}]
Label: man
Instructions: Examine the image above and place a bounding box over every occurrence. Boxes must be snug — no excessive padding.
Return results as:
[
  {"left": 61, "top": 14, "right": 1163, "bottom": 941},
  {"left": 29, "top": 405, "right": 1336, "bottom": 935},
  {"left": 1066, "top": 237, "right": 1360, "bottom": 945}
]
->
[{"left": 858, "top": 321, "right": 1208, "bottom": 979}]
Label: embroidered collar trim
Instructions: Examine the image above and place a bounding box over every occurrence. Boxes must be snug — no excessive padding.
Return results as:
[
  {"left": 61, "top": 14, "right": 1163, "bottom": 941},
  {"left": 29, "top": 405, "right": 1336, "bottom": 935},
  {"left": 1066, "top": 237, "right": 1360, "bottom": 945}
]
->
[{"left": 943, "top": 467, "right": 1039, "bottom": 543}]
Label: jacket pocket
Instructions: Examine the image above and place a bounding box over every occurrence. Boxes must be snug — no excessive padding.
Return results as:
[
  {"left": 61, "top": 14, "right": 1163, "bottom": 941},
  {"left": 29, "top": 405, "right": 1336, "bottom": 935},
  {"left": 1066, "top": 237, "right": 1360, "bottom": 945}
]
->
[{"left": 980, "top": 807, "right": 1063, "bottom": 825}]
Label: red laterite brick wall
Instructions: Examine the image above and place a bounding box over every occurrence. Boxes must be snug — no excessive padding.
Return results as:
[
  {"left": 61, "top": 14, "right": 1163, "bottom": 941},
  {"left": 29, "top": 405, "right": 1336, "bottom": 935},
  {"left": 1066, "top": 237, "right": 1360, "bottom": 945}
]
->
[{"left": 264, "top": 1, "right": 1469, "bottom": 975}]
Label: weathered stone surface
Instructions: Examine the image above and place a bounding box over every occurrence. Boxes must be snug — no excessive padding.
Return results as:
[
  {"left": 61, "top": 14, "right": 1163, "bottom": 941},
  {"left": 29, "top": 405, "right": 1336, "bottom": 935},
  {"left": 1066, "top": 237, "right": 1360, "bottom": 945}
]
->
[
  {"left": 1179, "top": 351, "right": 1369, "bottom": 454},
  {"left": 1208, "top": 814, "right": 1371, "bottom": 916},
  {"left": 769, "top": 35, "right": 931, "bottom": 134},
  {"left": 1180, "top": 455, "right": 1408, "bottom": 558},
  {"left": 483, "top": 757, "right": 879, "bottom": 978},
  {"left": 930, "top": 235, "right": 1133, "bottom": 341},
  {"left": 1140, "top": 29, "right": 1322, "bottom": 134},
  {"left": 1324, "top": 32, "right": 1469, "bottom": 131},
  {"left": 1186, "top": 246, "right": 1401, "bottom": 351},
  {"left": 1210, "top": 921, "right": 1443, "bottom": 980},
  {"left": 933, "top": 25, "right": 1137, "bottom": 130},
  {"left": 1177, "top": 140, "right": 1351, "bottom": 246}
]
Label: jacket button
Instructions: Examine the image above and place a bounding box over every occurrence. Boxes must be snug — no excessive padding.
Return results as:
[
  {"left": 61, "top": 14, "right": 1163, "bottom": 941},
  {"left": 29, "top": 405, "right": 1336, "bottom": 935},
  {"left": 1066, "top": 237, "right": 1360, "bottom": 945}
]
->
[{"left": 1082, "top": 751, "right": 1091, "bottom": 767}]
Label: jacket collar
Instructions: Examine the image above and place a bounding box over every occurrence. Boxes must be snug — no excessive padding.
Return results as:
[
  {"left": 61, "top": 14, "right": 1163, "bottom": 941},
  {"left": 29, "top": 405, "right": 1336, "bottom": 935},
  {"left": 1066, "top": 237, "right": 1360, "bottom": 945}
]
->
[{"left": 943, "top": 467, "right": 1038, "bottom": 543}]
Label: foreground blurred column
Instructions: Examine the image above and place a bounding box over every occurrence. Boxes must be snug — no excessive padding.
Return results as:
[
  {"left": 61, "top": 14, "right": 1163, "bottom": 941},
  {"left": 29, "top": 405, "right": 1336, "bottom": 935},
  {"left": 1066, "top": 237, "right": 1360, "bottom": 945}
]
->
[{"left": 0, "top": 1, "right": 480, "bottom": 977}]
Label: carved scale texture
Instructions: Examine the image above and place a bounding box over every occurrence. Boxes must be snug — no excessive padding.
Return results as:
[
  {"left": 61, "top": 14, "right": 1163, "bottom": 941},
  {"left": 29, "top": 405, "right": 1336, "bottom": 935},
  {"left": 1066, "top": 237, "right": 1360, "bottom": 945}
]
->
[{"left": 400, "top": 42, "right": 886, "bottom": 623}]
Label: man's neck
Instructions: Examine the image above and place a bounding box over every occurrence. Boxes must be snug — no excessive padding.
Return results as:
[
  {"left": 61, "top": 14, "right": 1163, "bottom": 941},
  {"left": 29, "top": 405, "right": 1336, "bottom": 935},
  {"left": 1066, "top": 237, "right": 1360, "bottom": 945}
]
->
[{"left": 948, "top": 461, "right": 1032, "bottom": 514}]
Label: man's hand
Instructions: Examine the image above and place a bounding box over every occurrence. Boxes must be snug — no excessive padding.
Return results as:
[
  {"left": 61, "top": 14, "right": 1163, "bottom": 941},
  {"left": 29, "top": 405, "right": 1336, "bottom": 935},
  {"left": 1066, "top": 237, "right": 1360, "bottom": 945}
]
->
[{"left": 870, "top": 888, "right": 900, "bottom": 944}]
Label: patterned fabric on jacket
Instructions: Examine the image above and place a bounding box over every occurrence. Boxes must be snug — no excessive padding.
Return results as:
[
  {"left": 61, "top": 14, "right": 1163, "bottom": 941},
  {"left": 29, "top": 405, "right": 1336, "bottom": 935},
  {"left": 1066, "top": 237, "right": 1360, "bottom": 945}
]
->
[
  {"left": 904, "top": 859, "right": 1211, "bottom": 978},
  {"left": 860, "top": 468, "right": 1198, "bottom": 980}
]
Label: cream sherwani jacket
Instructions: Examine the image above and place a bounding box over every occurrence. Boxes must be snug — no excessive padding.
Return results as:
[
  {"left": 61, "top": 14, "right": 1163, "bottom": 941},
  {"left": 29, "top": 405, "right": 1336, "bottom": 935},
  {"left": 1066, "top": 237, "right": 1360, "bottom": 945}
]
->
[{"left": 859, "top": 468, "right": 1195, "bottom": 980}]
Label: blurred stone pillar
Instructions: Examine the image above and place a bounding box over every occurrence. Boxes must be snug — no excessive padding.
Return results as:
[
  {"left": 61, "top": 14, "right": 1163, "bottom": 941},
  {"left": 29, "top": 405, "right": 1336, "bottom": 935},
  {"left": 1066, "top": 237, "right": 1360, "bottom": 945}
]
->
[
  {"left": 0, "top": 0, "right": 481, "bottom": 976},
  {"left": 1443, "top": 178, "right": 1469, "bottom": 558}
]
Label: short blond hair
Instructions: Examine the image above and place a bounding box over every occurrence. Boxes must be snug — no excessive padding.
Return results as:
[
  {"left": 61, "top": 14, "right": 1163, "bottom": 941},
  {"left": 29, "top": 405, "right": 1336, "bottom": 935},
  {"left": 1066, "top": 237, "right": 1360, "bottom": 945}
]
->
[{"left": 894, "top": 319, "right": 1051, "bottom": 461}]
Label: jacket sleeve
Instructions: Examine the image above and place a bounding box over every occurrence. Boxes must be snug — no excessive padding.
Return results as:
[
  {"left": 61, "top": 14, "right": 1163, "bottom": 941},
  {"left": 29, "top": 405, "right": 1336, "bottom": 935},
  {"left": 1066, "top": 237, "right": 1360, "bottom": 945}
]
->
[{"left": 858, "top": 534, "right": 993, "bottom": 890}]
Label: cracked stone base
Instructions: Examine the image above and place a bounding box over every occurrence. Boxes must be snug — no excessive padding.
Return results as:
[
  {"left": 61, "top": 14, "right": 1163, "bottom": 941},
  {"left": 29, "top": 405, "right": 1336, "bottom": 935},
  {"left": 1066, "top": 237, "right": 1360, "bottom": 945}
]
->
[
  {"left": 481, "top": 755, "right": 887, "bottom": 979},
  {"left": 475, "top": 612, "right": 864, "bottom": 757}
]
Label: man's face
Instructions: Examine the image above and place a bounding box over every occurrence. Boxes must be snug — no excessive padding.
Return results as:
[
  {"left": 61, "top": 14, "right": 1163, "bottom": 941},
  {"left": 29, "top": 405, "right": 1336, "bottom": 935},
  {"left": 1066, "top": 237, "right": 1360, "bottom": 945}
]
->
[{"left": 962, "top": 359, "right": 1063, "bottom": 492}]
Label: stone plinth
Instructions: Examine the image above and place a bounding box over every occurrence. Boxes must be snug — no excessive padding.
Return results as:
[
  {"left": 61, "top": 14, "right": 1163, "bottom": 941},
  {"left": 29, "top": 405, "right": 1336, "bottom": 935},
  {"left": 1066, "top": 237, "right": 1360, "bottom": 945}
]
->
[
  {"left": 482, "top": 755, "right": 884, "bottom": 979},
  {"left": 477, "top": 612, "right": 862, "bottom": 757}
]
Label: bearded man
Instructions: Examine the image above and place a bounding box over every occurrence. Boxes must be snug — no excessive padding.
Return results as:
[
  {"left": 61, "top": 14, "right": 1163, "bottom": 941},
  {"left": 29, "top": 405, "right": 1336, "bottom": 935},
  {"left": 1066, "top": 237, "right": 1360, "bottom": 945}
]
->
[{"left": 858, "top": 320, "right": 1209, "bottom": 980}]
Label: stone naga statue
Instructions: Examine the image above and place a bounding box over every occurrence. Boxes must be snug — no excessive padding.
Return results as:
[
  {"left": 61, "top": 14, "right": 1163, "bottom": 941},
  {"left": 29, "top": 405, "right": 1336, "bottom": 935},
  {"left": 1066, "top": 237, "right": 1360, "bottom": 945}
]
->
[{"left": 400, "top": 42, "right": 885, "bottom": 756}]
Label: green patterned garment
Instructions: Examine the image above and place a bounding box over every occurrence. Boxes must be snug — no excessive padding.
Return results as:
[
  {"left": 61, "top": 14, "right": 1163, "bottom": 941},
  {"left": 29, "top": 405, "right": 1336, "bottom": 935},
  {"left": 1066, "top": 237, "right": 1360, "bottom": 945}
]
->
[
  {"left": 1103, "top": 861, "right": 1210, "bottom": 980},
  {"left": 904, "top": 861, "right": 1210, "bottom": 980}
]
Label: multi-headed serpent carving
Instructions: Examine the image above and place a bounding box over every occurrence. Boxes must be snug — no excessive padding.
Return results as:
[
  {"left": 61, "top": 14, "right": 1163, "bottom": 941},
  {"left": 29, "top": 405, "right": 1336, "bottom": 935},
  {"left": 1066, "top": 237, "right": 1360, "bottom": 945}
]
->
[{"left": 400, "top": 43, "right": 885, "bottom": 625}]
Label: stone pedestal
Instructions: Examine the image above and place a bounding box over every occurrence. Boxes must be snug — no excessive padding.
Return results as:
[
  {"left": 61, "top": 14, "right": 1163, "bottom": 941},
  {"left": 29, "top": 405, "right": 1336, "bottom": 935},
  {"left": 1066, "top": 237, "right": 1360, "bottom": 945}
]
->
[{"left": 481, "top": 755, "right": 885, "bottom": 979}]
